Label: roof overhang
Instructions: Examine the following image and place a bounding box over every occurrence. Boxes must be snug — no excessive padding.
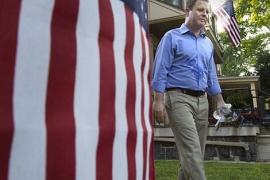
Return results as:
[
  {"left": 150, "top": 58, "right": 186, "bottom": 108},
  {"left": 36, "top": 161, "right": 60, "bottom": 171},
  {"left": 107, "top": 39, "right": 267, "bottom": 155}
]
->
[
  {"left": 148, "top": 0, "right": 185, "bottom": 24},
  {"left": 218, "top": 76, "right": 260, "bottom": 90}
]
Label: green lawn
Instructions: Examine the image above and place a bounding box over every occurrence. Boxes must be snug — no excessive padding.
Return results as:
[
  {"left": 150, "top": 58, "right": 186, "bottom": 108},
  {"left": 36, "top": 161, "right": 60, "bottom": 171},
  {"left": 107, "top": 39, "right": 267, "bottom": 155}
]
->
[{"left": 155, "top": 160, "right": 270, "bottom": 180}]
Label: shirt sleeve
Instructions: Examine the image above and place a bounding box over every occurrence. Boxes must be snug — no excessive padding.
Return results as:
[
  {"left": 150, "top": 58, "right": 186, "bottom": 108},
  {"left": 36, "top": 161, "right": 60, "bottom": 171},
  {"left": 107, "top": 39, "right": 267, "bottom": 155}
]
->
[
  {"left": 151, "top": 33, "right": 174, "bottom": 93},
  {"left": 206, "top": 48, "right": 222, "bottom": 96}
]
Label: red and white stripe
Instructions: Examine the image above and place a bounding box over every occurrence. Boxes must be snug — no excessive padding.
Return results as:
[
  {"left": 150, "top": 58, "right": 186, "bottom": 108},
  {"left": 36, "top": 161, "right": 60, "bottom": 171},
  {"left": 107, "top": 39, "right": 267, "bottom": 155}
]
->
[
  {"left": 0, "top": 0, "right": 154, "bottom": 180},
  {"left": 214, "top": 7, "right": 241, "bottom": 46}
]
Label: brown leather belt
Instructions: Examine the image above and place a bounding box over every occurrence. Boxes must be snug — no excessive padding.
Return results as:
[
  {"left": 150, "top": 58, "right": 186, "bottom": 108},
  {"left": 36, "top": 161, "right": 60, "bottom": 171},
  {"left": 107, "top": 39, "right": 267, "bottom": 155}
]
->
[{"left": 166, "top": 88, "right": 205, "bottom": 97}]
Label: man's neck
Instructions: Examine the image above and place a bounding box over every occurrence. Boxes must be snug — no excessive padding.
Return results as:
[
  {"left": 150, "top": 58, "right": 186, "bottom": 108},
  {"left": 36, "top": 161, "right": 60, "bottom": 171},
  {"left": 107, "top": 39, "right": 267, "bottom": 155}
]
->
[{"left": 185, "top": 23, "right": 201, "bottom": 37}]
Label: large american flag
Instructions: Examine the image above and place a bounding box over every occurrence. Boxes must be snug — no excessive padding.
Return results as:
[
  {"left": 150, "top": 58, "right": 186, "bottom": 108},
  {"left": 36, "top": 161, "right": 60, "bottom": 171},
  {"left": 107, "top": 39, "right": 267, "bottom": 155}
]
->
[
  {"left": 0, "top": 0, "right": 155, "bottom": 180},
  {"left": 214, "top": 0, "right": 241, "bottom": 46}
]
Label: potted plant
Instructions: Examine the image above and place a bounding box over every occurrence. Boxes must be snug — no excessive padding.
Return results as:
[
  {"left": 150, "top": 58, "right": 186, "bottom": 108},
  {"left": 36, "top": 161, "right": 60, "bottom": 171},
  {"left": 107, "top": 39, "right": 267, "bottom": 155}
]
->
[{"left": 225, "top": 93, "right": 247, "bottom": 110}]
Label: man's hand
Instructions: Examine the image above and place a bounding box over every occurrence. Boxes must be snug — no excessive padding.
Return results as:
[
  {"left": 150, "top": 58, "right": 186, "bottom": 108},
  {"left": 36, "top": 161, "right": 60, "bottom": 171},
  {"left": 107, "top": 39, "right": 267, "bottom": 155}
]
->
[
  {"left": 152, "top": 100, "right": 166, "bottom": 124},
  {"left": 213, "top": 93, "right": 225, "bottom": 113},
  {"left": 152, "top": 91, "right": 166, "bottom": 124}
]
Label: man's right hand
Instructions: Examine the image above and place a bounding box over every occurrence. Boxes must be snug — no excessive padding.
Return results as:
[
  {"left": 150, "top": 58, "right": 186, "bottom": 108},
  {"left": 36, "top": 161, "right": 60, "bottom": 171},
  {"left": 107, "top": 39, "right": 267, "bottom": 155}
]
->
[{"left": 152, "top": 91, "right": 166, "bottom": 124}]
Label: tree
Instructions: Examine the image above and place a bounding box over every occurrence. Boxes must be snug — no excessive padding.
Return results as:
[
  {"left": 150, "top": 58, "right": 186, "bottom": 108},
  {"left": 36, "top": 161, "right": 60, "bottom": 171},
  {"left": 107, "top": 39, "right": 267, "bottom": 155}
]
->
[
  {"left": 238, "top": 0, "right": 270, "bottom": 31},
  {"left": 219, "top": 0, "right": 270, "bottom": 77}
]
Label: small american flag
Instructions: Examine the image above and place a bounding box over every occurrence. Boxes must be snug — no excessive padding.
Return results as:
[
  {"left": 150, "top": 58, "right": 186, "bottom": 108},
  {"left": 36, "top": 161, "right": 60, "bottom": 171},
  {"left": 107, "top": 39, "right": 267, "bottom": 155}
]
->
[
  {"left": 0, "top": 0, "right": 154, "bottom": 180},
  {"left": 214, "top": 0, "right": 241, "bottom": 46}
]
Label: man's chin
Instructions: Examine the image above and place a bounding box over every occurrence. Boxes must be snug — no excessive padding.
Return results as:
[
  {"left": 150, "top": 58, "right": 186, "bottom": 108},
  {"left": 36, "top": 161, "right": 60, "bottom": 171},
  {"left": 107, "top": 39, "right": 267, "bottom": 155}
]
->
[
  {"left": 198, "top": 22, "right": 206, "bottom": 29},
  {"left": 196, "top": 24, "right": 205, "bottom": 29}
]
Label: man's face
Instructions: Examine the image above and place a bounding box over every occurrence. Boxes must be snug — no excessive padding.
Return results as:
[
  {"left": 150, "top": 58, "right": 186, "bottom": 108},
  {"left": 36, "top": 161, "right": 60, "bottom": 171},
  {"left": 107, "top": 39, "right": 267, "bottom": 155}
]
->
[{"left": 186, "top": 1, "right": 209, "bottom": 29}]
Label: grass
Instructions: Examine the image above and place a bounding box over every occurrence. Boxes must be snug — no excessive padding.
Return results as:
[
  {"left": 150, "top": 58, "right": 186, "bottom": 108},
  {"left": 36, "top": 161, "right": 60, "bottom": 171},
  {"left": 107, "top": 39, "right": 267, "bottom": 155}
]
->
[{"left": 155, "top": 160, "right": 270, "bottom": 180}]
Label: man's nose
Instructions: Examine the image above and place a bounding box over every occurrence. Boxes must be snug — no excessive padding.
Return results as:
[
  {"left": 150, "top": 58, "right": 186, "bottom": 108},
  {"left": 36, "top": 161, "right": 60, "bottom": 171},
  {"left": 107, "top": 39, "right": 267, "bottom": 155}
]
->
[{"left": 202, "top": 10, "right": 207, "bottom": 16}]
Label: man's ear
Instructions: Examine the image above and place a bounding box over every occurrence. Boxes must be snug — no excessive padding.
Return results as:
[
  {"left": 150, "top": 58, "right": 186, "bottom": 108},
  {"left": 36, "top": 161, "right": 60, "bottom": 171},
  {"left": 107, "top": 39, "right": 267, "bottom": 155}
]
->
[{"left": 184, "top": 8, "right": 190, "bottom": 17}]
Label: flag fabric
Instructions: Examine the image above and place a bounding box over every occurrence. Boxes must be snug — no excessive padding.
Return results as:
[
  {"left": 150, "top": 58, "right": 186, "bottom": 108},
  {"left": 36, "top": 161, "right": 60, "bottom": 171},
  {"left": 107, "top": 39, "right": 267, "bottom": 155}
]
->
[
  {"left": 214, "top": 0, "right": 241, "bottom": 46},
  {"left": 0, "top": 0, "right": 155, "bottom": 180}
]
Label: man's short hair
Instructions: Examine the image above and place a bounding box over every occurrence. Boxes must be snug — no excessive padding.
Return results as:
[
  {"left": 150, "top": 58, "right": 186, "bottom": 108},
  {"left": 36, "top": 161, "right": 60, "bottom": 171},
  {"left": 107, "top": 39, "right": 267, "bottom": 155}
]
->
[{"left": 186, "top": 0, "right": 209, "bottom": 10}]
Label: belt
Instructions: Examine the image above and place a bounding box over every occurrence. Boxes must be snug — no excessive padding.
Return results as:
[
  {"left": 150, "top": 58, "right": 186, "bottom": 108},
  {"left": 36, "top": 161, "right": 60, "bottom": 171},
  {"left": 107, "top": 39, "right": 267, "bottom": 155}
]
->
[{"left": 166, "top": 88, "right": 205, "bottom": 97}]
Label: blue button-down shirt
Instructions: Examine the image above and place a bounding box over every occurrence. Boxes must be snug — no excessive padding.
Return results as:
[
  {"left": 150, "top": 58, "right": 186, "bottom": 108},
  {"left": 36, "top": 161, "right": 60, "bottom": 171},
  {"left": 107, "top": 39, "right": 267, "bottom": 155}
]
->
[{"left": 151, "top": 24, "right": 221, "bottom": 96}]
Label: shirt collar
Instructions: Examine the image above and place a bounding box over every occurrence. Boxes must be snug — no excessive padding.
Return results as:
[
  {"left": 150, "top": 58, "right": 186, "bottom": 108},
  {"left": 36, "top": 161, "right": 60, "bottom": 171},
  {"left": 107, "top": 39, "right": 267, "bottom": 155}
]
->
[{"left": 179, "top": 24, "right": 206, "bottom": 37}]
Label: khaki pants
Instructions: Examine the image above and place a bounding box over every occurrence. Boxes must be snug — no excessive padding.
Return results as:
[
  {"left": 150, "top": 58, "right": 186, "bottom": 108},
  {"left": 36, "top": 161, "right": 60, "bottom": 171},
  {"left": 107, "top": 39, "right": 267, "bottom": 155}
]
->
[{"left": 164, "top": 90, "right": 208, "bottom": 180}]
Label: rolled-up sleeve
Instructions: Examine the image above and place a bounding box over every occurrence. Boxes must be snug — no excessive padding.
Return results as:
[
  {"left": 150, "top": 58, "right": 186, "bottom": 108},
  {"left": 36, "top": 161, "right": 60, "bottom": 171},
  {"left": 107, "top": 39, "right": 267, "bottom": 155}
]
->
[
  {"left": 206, "top": 52, "right": 221, "bottom": 96},
  {"left": 151, "top": 34, "right": 174, "bottom": 93}
]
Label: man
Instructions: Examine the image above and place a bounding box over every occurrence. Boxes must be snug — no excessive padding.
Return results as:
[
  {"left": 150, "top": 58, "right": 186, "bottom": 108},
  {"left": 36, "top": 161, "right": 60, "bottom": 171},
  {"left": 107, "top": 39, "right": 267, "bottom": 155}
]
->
[{"left": 151, "top": 0, "right": 226, "bottom": 179}]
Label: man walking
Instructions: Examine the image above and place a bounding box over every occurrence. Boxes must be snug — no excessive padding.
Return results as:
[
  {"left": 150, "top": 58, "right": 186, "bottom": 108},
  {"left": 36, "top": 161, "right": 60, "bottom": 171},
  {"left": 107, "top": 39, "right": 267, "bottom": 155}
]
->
[{"left": 151, "top": 0, "right": 226, "bottom": 179}]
